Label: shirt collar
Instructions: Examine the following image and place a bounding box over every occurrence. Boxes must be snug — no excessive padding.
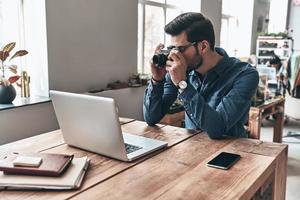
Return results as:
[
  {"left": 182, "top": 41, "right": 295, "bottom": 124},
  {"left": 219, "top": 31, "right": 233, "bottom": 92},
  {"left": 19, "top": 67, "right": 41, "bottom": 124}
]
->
[
  {"left": 210, "top": 47, "right": 230, "bottom": 77},
  {"left": 189, "top": 47, "right": 231, "bottom": 78}
]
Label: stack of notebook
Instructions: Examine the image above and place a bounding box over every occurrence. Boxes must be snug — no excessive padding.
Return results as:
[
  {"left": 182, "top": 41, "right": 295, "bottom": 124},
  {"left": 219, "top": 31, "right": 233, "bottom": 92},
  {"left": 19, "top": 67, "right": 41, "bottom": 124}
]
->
[{"left": 0, "top": 153, "right": 89, "bottom": 190}]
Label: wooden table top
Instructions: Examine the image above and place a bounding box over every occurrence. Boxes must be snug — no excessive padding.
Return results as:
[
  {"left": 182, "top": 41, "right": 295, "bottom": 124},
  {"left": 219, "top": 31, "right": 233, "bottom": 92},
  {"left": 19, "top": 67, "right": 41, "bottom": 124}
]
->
[
  {"left": 252, "top": 96, "right": 285, "bottom": 110},
  {"left": 0, "top": 118, "right": 288, "bottom": 200}
]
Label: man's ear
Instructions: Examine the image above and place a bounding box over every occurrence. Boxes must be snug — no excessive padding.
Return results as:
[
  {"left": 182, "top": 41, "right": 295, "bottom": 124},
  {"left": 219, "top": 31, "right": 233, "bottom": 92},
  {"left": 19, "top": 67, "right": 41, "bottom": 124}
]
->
[{"left": 200, "top": 40, "right": 210, "bottom": 54}]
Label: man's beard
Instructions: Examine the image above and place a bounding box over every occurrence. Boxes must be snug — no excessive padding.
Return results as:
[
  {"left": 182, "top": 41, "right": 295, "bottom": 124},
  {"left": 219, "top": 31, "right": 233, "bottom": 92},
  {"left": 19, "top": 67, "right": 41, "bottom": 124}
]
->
[{"left": 187, "top": 54, "right": 203, "bottom": 72}]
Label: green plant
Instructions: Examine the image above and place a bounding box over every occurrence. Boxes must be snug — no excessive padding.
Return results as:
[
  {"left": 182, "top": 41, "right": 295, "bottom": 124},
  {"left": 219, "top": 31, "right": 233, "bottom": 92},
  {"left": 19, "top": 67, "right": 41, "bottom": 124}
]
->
[
  {"left": 257, "top": 32, "right": 289, "bottom": 38},
  {"left": 0, "top": 42, "right": 28, "bottom": 86}
]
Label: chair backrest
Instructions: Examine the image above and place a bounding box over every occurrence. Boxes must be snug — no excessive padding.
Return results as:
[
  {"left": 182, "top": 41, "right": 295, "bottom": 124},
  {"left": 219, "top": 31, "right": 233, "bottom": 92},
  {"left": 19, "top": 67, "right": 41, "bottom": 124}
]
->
[
  {"left": 290, "top": 54, "right": 300, "bottom": 91},
  {"left": 285, "top": 93, "right": 300, "bottom": 120}
]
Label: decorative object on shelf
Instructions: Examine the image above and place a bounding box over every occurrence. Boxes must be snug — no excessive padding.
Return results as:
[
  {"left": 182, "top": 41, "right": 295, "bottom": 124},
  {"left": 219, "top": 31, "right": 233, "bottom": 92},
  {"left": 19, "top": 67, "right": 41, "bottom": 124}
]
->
[
  {"left": 139, "top": 73, "right": 151, "bottom": 85},
  {"left": 107, "top": 80, "right": 128, "bottom": 90},
  {"left": 0, "top": 42, "right": 28, "bottom": 104},
  {"left": 256, "top": 36, "right": 293, "bottom": 65},
  {"left": 0, "top": 84, "right": 16, "bottom": 104},
  {"left": 20, "top": 70, "right": 30, "bottom": 98},
  {"left": 257, "top": 32, "right": 290, "bottom": 39},
  {"left": 128, "top": 73, "right": 142, "bottom": 87}
]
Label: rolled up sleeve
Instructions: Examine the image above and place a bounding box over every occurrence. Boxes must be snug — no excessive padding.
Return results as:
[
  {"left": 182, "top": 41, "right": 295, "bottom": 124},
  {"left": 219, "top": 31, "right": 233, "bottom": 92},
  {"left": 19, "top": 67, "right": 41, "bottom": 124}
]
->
[
  {"left": 178, "top": 69, "right": 259, "bottom": 139},
  {"left": 143, "top": 74, "right": 178, "bottom": 125}
]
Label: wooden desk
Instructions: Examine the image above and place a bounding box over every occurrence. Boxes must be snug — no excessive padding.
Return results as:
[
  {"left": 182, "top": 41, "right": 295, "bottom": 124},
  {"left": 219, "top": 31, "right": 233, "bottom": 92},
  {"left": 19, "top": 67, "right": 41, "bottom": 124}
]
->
[
  {"left": 160, "top": 111, "right": 185, "bottom": 127},
  {"left": 0, "top": 118, "right": 287, "bottom": 200},
  {"left": 248, "top": 97, "right": 285, "bottom": 143}
]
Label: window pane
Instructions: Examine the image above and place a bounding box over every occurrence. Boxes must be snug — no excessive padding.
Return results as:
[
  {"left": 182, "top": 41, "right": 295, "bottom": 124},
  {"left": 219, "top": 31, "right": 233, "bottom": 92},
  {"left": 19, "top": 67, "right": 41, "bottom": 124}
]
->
[
  {"left": 222, "top": 0, "right": 233, "bottom": 15},
  {"left": 143, "top": 5, "right": 164, "bottom": 74},
  {"left": 166, "top": 8, "right": 180, "bottom": 24},
  {"left": 166, "top": 0, "right": 182, "bottom": 6},
  {"left": 165, "top": 8, "right": 181, "bottom": 46},
  {"left": 0, "top": 0, "right": 24, "bottom": 69},
  {"left": 221, "top": 0, "right": 254, "bottom": 57},
  {"left": 167, "top": 0, "right": 200, "bottom": 12},
  {"left": 268, "top": 0, "right": 288, "bottom": 33},
  {"left": 149, "top": 0, "right": 165, "bottom": 3},
  {"left": 23, "top": 0, "right": 49, "bottom": 96},
  {"left": 220, "top": 18, "right": 229, "bottom": 51}
]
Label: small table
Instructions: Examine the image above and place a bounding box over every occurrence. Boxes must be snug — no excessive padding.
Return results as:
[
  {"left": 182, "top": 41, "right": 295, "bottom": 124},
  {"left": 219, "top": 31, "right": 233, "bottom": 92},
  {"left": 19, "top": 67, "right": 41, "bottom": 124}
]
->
[{"left": 248, "top": 97, "right": 285, "bottom": 143}]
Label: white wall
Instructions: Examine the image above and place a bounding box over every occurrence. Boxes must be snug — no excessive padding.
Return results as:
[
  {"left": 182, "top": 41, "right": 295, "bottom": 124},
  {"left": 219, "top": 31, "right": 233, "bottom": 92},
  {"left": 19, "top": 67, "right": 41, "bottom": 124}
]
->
[
  {"left": 201, "top": 0, "right": 222, "bottom": 46},
  {"left": 289, "top": 3, "right": 300, "bottom": 53},
  {"left": 0, "top": 102, "right": 59, "bottom": 145},
  {"left": 87, "top": 86, "right": 146, "bottom": 121},
  {"left": 46, "top": 0, "right": 138, "bottom": 93}
]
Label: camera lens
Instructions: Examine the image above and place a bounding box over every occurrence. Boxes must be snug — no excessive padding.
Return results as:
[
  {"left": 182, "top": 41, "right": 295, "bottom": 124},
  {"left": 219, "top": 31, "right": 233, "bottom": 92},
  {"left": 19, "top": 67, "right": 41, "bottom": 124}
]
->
[{"left": 152, "top": 54, "right": 168, "bottom": 68}]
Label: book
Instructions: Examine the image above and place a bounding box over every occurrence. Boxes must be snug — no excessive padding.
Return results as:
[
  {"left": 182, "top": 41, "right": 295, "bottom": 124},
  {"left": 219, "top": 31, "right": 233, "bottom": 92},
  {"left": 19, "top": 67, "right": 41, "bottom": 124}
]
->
[
  {"left": 0, "top": 157, "right": 89, "bottom": 190},
  {"left": 0, "top": 153, "right": 74, "bottom": 177}
]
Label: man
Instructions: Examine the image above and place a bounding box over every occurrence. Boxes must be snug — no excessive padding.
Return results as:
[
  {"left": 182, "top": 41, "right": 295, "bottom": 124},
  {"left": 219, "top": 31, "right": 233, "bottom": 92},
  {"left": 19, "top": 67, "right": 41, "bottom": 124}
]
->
[
  {"left": 269, "top": 55, "right": 289, "bottom": 96},
  {"left": 269, "top": 55, "right": 287, "bottom": 78},
  {"left": 143, "top": 12, "right": 259, "bottom": 139}
]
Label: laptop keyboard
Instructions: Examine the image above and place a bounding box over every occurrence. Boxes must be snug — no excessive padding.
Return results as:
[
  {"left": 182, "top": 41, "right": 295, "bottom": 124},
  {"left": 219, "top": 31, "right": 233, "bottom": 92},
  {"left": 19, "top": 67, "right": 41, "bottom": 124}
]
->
[{"left": 125, "top": 143, "right": 142, "bottom": 154}]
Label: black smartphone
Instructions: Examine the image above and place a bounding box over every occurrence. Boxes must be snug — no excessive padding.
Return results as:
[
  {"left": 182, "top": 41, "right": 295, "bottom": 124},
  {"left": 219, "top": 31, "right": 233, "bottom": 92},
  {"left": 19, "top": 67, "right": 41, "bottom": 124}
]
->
[{"left": 207, "top": 152, "right": 241, "bottom": 170}]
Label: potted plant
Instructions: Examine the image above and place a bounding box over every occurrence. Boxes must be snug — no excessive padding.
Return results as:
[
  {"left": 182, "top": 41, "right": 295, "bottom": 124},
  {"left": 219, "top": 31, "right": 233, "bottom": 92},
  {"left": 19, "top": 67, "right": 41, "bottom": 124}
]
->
[{"left": 0, "top": 42, "right": 28, "bottom": 104}]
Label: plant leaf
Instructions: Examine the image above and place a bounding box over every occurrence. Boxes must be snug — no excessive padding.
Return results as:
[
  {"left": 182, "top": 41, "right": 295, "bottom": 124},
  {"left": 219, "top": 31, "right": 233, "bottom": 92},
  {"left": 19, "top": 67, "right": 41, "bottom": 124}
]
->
[
  {"left": 0, "top": 77, "right": 11, "bottom": 86},
  {"left": 9, "top": 50, "right": 28, "bottom": 61},
  {"left": 9, "top": 65, "right": 18, "bottom": 74},
  {"left": 3, "top": 42, "right": 16, "bottom": 53},
  {"left": 0, "top": 51, "right": 9, "bottom": 62},
  {"left": 8, "top": 75, "right": 20, "bottom": 84}
]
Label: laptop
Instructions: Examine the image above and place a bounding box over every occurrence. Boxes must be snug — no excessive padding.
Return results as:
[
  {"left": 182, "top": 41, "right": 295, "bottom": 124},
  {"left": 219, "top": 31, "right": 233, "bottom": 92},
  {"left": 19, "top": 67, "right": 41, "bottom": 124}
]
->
[{"left": 50, "top": 90, "right": 167, "bottom": 162}]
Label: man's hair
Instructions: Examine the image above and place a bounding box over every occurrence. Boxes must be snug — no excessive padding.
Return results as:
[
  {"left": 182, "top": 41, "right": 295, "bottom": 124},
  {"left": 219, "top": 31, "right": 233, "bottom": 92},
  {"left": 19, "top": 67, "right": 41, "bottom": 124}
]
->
[
  {"left": 164, "top": 12, "right": 215, "bottom": 49},
  {"left": 269, "top": 55, "right": 281, "bottom": 65}
]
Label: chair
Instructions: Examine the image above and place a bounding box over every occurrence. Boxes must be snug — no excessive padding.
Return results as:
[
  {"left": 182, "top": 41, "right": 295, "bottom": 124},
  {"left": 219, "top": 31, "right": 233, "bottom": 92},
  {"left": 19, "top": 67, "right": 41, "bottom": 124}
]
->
[
  {"left": 284, "top": 93, "right": 300, "bottom": 137},
  {"left": 285, "top": 93, "right": 300, "bottom": 120},
  {"left": 284, "top": 54, "right": 300, "bottom": 137}
]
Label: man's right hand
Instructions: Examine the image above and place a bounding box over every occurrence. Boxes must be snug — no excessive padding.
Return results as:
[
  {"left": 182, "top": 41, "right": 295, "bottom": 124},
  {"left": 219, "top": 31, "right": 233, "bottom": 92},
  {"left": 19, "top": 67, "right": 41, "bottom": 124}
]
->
[{"left": 150, "top": 43, "right": 167, "bottom": 82}]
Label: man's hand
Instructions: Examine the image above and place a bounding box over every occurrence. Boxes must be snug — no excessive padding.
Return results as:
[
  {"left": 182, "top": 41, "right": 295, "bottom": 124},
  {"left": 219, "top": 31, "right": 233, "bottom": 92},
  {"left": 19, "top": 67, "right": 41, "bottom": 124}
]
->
[
  {"left": 165, "top": 50, "right": 187, "bottom": 85},
  {"left": 150, "top": 43, "right": 167, "bottom": 82}
]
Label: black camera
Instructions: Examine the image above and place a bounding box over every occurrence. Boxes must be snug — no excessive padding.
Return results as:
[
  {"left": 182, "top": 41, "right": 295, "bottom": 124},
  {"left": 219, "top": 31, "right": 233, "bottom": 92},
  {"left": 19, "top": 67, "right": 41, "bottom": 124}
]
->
[{"left": 152, "top": 49, "right": 171, "bottom": 68}]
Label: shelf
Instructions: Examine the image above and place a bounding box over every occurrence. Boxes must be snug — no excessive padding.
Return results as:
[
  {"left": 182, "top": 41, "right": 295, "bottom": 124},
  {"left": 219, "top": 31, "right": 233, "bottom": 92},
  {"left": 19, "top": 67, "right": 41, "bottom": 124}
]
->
[
  {"left": 257, "top": 37, "right": 292, "bottom": 41},
  {"left": 256, "top": 37, "right": 293, "bottom": 64},
  {"left": 258, "top": 47, "right": 291, "bottom": 50},
  {"left": 257, "top": 56, "right": 273, "bottom": 58},
  {"left": 258, "top": 56, "right": 289, "bottom": 59},
  {"left": 0, "top": 96, "right": 51, "bottom": 111}
]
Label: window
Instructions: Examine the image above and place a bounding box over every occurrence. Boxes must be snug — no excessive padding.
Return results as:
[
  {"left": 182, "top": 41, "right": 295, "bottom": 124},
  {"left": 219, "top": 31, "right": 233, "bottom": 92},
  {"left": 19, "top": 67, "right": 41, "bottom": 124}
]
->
[
  {"left": 220, "top": 0, "right": 254, "bottom": 57},
  {"left": 268, "top": 0, "right": 289, "bottom": 33},
  {"left": 138, "top": 0, "right": 201, "bottom": 74},
  {"left": 0, "top": 0, "right": 48, "bottom": 97}
]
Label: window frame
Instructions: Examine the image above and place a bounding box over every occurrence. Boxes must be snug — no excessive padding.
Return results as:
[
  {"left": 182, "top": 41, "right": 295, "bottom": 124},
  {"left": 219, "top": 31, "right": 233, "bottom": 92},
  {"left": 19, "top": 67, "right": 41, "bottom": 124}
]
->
[{"left": 138, "top": 0, "right": 181, "bottom": 74}]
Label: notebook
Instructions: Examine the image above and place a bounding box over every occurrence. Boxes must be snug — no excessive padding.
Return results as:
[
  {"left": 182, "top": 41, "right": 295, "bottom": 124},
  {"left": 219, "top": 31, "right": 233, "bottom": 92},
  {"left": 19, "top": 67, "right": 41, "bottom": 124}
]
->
[
  {"left": 0, "top": 153, "right": 74, "bottom": 177},
  {"left": 0, "top": 157, "right": 89, "bottom": 190}
]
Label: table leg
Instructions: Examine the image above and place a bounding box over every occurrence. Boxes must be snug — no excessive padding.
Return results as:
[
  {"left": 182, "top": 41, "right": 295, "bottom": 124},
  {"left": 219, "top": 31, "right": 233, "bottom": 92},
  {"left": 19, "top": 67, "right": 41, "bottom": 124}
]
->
[
  {"left": 273, "top": 105, "right": 284, "bottom": 143},
  {"left": 249, "top": 108, "right": 262, "bottom": 140},
  {"left": 274, "top": 146, "right": 288, "bottom": 200}
]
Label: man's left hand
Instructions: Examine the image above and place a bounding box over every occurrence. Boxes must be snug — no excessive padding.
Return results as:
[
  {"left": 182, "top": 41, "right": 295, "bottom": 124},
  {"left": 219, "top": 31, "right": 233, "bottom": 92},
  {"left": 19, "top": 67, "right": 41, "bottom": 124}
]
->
[{"left": 165, "top": 50, "right": 187, "bottom": 85}]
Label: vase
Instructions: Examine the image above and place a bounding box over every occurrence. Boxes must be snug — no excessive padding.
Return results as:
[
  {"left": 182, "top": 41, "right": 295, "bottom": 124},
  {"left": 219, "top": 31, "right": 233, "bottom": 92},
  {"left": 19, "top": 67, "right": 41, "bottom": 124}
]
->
[{"left": 0, "top": 85, "right": 17, "bottom": 104}]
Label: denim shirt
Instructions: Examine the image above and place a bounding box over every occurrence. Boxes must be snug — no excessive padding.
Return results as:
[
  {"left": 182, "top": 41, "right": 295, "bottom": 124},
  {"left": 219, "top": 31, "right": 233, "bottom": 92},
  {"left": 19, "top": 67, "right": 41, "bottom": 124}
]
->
[{"left": 143, "top": 47, "right": 259, "bottom": 139}]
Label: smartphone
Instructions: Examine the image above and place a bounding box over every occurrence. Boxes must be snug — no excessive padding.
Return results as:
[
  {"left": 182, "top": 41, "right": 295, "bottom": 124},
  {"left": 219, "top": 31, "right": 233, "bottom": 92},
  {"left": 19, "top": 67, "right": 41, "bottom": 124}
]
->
[{"left": 207, "top": 152, "right": 241, "bottom": 170}]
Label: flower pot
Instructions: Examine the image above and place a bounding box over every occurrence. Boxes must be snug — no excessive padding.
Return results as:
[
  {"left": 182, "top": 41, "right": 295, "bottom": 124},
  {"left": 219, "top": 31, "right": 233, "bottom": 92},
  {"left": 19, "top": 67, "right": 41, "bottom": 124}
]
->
[{"left": 0, "top": 85, "right": 17, "bottom": 104}]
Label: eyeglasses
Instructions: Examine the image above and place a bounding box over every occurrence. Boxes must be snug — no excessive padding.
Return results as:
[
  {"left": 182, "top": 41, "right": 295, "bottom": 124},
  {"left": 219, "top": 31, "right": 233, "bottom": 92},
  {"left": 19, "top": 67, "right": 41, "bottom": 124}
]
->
[{"left": 167, "top": 42, "right": 197, "bottom": 53}]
